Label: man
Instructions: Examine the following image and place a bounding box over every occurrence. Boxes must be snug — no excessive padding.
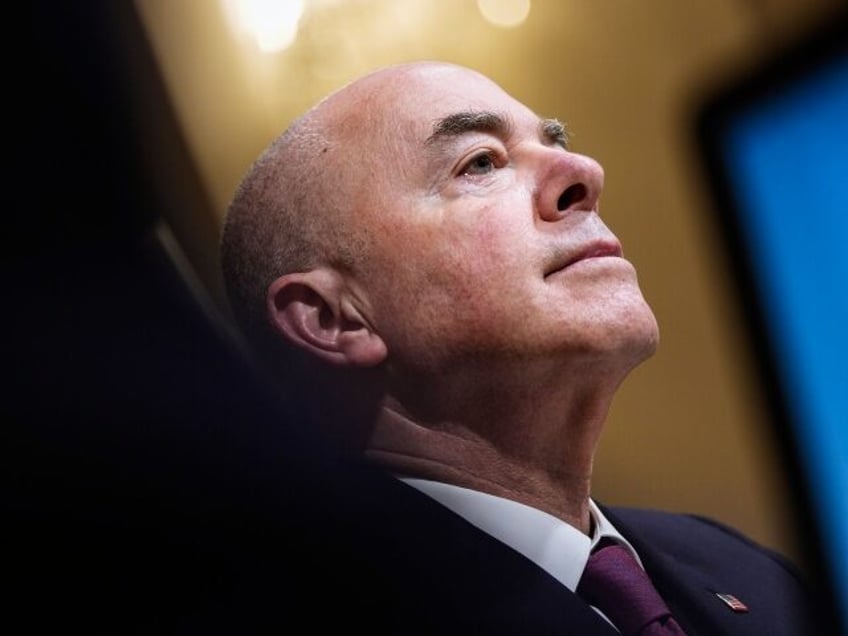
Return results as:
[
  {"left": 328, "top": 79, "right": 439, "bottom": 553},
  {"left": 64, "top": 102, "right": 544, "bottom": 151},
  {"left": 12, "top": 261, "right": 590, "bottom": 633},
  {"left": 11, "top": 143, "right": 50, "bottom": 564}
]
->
[{"left": 221, "top": 61, "right": 822, "bottom": 634}]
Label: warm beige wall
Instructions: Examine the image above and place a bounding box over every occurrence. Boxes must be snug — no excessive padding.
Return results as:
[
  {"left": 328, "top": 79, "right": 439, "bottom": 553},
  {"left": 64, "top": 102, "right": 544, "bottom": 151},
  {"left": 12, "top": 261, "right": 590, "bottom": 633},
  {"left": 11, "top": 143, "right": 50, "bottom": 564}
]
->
[{"left": 135, "top": 0, "right": 843, "bottom": 567}]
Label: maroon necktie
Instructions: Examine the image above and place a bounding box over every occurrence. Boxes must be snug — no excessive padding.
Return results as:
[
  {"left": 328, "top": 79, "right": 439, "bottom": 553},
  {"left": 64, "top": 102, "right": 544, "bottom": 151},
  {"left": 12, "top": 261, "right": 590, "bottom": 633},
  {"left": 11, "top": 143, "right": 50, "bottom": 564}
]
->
[{"left": 577, "top": 541, "right": 687, "bottom": 635}]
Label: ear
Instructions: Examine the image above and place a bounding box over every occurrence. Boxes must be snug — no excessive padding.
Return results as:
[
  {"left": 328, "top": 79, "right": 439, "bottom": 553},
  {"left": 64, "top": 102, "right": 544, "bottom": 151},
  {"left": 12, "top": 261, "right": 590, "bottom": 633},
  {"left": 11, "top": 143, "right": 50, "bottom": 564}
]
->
[{"left": 266, "top": 269, "right": 387, "bottom": 368}]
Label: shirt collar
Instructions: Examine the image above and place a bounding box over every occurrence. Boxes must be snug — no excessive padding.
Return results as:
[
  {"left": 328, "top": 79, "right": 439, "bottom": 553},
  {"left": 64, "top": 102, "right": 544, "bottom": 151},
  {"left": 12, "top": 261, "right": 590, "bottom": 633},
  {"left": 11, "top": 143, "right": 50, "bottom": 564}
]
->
[{"left": 399, "top": 477, "right": 643, "bottom": 592}]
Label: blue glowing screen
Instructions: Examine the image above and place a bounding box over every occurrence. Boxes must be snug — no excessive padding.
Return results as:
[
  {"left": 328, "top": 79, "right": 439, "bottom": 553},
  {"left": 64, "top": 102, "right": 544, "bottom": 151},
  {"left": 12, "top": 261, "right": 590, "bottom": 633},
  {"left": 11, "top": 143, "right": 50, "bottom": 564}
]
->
[{"left": 723, "top": 49, "right": 848, "bottom": 622}]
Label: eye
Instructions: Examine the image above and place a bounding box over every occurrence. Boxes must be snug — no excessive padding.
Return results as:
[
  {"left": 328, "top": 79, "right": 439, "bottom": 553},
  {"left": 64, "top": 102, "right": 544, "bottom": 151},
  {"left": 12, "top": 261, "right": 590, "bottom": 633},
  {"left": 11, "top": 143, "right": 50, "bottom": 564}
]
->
[{"left": 460, "top": 151, "right": 498, "bottom": 177}]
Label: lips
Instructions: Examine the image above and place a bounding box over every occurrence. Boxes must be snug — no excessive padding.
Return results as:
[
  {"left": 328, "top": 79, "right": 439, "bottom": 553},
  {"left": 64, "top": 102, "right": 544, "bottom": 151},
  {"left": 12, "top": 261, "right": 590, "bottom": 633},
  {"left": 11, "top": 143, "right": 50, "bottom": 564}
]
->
[
  {"left": 573, "top": 240, "right": 623, "bottom": 263},
  {"left": 544, "top": 240, "right": 623, "bottom": 278}
]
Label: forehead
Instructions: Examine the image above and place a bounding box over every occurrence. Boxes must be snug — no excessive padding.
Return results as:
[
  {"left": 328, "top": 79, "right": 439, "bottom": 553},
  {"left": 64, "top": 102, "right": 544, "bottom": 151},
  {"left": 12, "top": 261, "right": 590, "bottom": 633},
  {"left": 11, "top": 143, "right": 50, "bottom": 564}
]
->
[
  {"left": 323, "top": 65, "right": 538, "bottom": 153},
  {"left": 384, "top": 65, "right": 537, "bottom": 142}
]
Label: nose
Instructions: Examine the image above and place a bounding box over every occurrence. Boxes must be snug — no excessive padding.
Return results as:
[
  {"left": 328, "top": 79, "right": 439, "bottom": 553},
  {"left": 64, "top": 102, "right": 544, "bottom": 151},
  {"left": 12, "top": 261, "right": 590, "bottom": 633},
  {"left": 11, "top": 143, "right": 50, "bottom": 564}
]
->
[{"left": 535, "top": 151, "right": 604, "bottom": 222}]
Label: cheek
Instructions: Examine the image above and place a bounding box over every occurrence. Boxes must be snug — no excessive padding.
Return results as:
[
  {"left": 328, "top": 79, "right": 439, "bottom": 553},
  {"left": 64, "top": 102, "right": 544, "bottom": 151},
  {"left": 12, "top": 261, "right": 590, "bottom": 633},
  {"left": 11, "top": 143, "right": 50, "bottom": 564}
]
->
[
  {"left": 469, "top": 210, "right": 536, "bottom": 290},
  {"left": 367, "top": 227, "right": 516, "bottom": 353},
  {"left": 431, "top": 213, "right": 530, "bottom": 310},
  {"left": 361, "top": 189, "right": 537, "bottom": 360}
]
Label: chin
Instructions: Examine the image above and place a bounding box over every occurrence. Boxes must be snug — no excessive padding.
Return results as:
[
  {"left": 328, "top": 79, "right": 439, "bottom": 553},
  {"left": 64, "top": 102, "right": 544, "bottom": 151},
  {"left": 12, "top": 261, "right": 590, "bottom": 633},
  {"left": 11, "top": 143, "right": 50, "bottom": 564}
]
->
[
  {"left": 576, "top": 296, "right": 660, "bottom": 367},
  {"left": 613, "top": 302, "right": 660, "bottom": 367}
]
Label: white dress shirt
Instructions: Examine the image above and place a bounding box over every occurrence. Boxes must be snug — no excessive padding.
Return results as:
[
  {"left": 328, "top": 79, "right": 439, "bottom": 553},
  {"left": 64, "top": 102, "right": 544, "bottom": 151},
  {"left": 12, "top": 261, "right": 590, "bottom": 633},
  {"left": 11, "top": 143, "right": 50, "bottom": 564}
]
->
[{"left": 400, "top": 477, "right": 644, "bottom": 630}]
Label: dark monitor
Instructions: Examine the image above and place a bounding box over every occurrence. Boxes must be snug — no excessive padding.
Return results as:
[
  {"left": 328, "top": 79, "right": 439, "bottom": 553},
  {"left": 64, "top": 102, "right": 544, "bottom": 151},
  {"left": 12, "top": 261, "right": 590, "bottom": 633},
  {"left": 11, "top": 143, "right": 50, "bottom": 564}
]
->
[{"left": 696, "top": 12, "right": 847, "bottom": 634}]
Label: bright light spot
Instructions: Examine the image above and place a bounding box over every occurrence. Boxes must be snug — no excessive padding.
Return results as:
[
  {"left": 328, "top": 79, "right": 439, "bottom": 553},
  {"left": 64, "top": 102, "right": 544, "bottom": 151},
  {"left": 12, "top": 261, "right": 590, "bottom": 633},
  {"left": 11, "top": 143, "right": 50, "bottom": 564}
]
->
[
  {"left": 222, "top": 0, "right": 305, "bottom": 53},
  {"left": 476, "top": 0, "right": 531, "bottom": 28}
]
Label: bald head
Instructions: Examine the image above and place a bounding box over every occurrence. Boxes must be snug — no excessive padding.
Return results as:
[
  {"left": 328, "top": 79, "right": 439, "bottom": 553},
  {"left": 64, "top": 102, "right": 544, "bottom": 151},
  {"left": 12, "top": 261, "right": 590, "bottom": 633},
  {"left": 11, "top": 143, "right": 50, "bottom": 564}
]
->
[
  {"left": 221, "top": 112, "right": 338, "bottom": 341},
  {"left": 220, "top": 61, "right": 490, "bottom": 351}
]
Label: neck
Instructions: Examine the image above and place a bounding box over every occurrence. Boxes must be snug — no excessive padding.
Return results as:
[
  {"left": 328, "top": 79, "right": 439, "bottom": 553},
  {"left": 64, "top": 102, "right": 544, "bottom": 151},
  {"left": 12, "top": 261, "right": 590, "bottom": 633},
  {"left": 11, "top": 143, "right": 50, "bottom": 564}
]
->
[{"left": 363, "top": 358, "right": 629, "bottom": 535}]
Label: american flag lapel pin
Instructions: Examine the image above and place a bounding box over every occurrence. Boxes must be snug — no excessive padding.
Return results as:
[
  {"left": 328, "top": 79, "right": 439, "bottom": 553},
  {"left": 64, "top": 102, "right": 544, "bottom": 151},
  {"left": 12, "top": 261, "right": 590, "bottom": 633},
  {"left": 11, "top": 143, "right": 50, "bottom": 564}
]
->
[{"left": 715, "top": 592, "right": 749, "bottom": 613}]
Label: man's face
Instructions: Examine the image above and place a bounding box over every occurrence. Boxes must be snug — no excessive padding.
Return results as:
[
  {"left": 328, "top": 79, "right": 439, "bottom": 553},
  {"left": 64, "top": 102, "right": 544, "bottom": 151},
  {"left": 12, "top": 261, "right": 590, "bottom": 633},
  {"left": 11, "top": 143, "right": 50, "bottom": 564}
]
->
[{"left": 327, "top": 64, "right": 658, "bottom": 378}]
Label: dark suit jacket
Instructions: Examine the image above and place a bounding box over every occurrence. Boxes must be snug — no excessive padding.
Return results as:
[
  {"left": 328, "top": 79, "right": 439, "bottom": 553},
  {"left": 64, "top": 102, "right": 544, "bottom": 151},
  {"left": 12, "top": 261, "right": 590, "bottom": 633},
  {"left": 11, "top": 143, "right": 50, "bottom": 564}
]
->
[
  {"left": 170, "top": 465, "right": 832, "bottom": 635},
  {"left": 286, "top": 472, "right": 831, "bottom": 636},
  {"left": 12, "top": 432, "right": 833, "bottom": 635}
]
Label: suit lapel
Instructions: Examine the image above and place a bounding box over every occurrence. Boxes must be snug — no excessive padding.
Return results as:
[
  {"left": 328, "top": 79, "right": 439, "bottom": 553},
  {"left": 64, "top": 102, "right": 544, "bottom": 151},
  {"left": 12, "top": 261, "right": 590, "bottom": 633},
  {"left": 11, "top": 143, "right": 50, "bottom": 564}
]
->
[
  {"left": 605, "top": 511, "right": 729, "bottom": 636},
  {"left": 602, "top": 506, "right": 795, "bottom": 636}
]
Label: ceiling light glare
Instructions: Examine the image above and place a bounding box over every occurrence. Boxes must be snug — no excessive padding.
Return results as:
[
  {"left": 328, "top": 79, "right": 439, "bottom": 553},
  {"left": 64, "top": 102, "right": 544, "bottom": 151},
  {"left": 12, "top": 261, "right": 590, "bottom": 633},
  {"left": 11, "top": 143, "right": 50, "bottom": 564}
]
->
[
  {"left": 223, "top": 0, "right": 305, "bottom": 53},
  {"left": 477, "top": 0, "right": 531, "bottom": 28}
]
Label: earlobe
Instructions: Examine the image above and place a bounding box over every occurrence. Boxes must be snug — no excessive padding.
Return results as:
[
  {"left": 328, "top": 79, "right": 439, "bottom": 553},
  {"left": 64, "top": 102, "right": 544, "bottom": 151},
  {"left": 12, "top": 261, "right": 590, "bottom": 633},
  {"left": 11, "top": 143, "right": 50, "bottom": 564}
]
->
[
  {"left": 337, "top": 319, "right": 388, "bottom": 368},
  {"left": 267, "top": 270, "right": 387, "bottom": 368}
]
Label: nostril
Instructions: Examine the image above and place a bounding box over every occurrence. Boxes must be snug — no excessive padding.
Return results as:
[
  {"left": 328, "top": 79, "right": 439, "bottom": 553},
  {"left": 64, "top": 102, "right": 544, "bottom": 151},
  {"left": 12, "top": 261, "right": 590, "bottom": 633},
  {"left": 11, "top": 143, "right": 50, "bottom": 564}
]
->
[{"left": 557, "top": 183, "right": 587, "bottom": 211}]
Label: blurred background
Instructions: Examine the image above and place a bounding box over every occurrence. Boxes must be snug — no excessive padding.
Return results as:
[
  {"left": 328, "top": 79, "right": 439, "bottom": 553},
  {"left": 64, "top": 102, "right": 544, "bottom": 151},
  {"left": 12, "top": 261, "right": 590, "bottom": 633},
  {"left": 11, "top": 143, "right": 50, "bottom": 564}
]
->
[
  {"left": 8, "top": 1, "right": 845, "bottom": 630},
  {"left": 132, "top": 0, "right": 843, "bottom": 562}
]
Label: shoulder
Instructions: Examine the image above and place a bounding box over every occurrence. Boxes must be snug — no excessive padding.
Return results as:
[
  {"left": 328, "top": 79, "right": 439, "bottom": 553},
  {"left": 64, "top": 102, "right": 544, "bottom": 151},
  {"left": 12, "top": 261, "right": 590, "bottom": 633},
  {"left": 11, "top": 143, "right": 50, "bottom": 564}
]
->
[
  {"left": 602, "top": 506, "right": 843, "bottom": 635},
  {"left": 606, "top": 506, "right": 775, "bottom": 551},
  {"left": 606, "top": 506, "right": 804, "bottom": 579}
]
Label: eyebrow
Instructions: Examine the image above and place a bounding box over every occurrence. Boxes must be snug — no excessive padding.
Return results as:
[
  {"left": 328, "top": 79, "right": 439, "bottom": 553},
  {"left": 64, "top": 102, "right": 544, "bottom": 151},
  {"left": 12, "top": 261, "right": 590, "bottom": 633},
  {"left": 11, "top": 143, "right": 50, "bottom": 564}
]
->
[
  {"left": 541, "top": 117, "right": 570, "bottom": 149},
  {"left": 425, "top": 110, "right": 569, "bottom": 149},
  {"left": 426, "top": 110, "right": 512, "bottom": 145}
]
